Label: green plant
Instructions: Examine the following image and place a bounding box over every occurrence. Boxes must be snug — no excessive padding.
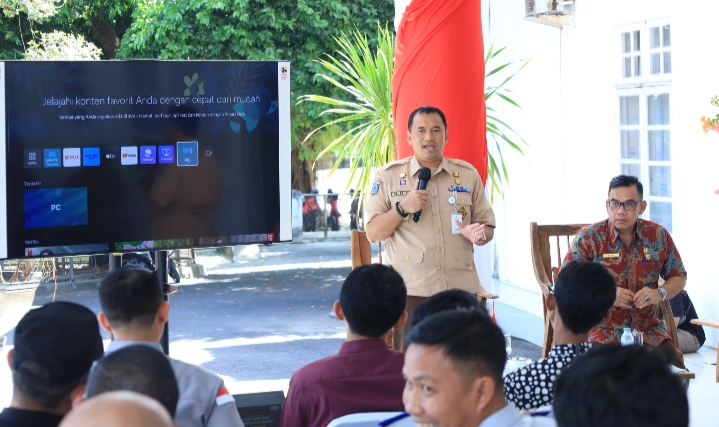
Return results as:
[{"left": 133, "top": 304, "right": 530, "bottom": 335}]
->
[
  {"left": 298, "top": 24, "right": 394, "bottom": 196},
  {"left": 485, "top": 45, "right": 530, "bottom": 202}
]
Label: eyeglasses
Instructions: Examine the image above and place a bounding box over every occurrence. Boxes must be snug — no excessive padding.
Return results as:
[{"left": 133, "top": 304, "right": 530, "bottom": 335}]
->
[{"left": 607, "top": 200, "right": 641, "bottom": 211}]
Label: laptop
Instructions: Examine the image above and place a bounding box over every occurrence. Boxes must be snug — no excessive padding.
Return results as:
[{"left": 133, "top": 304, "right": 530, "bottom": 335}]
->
[{"left": 234, "top": 391, "right": 285, "bottom": 427}]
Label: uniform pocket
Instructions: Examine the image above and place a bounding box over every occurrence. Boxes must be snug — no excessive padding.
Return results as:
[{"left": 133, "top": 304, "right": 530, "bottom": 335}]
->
[
  {"left": 455, "top": 203, "right": 472, "bottom": 224},
  {"left": 453, "top": 249, "right": 473, "bottom": 268},
  {"left": 396, "top": 248, "right": 424, "bottom": 264}
]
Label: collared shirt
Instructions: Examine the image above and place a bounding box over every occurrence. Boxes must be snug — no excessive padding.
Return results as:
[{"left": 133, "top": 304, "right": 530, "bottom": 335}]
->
[
  {"left": 0, "top": 407, "right": 63, "bottom": 427},
  {"left": 479, "top": 403, "right": 556, "bottom": 427},
  {"left": 504, "top": 343, "right": 592, "bottom": 410},
  {"left": 562, "top": 219, "right": 687, "bottom": 346},
  {"left": 104, "top": 341, "right": 244, "bottom": 427},
  {"left": 280, "top": 339, "right": 405, "bottom": 427},
  {"left": 366, "top": 156, "right": 495, "bottom": 297}
]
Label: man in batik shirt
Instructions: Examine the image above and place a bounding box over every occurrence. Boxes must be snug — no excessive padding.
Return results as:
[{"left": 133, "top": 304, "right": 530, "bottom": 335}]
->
[{"left": 562, "top": 175, "right": 686, "bottom": 367}]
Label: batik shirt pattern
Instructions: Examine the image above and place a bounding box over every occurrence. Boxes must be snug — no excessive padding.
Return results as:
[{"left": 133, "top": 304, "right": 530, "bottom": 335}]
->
[
  {"left": 504, "top": 343, "right": 592, "bottom": 410},
  {"left": 562, "top": 219, "right": 687, "bottom": 347}
]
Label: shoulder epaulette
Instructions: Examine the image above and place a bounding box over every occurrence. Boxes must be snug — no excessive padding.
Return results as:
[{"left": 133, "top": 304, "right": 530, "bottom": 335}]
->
[
  {"left": 446, "top": 158, "right": 478, "bottom": 173},
  {"left": 379, "top": 158, "right": 411, "bottom": 172}
]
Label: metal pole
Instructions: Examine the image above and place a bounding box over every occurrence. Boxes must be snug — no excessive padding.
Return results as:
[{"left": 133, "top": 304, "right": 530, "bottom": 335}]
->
[
  {"left": 323, "top": 194, "right": 328, "bottom": 239},
  {"left": 156, "top": 250, "right": 170, "bottom": 356},
  {"left": 68, "top": 258, "right": 74, "bottom": 283},
  {"left": 109, "top": 254, "right": 121, "bottom": 271}
]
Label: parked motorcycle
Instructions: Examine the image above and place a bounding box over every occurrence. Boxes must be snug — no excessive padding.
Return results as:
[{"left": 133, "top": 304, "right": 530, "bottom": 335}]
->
[{"left": 122, "top": 251, "right": 181, "bottom": 283}]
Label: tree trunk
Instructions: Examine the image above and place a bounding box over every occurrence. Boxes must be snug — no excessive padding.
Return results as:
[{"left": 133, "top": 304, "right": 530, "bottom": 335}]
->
[
  {"left": 291, "top": 147, "right": 315, "bottom": 194},
  {"left": 89, "top": 17, "right": 120, "bottom": 58}
]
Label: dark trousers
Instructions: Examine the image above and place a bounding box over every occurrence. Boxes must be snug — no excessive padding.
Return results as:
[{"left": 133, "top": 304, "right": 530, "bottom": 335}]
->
[{"left": 393, "top": 295, "right": 429, "bottom": 352}]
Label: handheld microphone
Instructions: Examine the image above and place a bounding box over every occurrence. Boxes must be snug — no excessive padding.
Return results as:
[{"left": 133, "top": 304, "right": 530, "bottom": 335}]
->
[{"left": 413, "top": 167, "right": 432, "bottom": 223}]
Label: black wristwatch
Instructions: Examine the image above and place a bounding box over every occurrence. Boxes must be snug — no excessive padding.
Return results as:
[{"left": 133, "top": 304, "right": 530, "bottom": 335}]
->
[{"left": 395, "top": 201, "right": 410, "bottom": 220}]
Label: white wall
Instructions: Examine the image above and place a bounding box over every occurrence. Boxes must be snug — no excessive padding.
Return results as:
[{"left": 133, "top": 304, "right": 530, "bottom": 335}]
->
[{"left": 481, "top": 0, "right": 719, "bottom": 347}]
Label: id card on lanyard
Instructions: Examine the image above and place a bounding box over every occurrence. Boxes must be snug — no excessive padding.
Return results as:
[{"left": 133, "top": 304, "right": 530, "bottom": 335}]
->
[{"left": 450, "top": 190, "right": 462, "bottom": 234}]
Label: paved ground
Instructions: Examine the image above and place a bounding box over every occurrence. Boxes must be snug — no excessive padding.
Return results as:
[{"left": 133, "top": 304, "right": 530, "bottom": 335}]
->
[{"left": 1, "top": 239, "right": 541, "bottom": 401}]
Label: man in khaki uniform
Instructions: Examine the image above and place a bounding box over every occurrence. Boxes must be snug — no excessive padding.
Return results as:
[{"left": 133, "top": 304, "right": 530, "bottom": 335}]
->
[{"left": 366, "top": 106, "right": 496, "bottom": 351}]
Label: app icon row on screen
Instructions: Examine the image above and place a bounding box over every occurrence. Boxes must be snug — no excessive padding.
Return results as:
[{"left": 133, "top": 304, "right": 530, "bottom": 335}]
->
[{"left": 23, "top": 142, "right": 200, "bottom": 168}]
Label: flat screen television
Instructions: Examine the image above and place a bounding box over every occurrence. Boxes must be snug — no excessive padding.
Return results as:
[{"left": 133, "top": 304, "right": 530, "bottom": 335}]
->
[{"left": 0, "top": 60, "right": 292, "bottom": 259}]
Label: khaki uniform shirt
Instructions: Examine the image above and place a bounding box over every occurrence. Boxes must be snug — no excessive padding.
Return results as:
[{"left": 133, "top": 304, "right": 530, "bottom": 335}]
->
[{"left": 366, "top": 156, "right": 495, "bottom": 297}]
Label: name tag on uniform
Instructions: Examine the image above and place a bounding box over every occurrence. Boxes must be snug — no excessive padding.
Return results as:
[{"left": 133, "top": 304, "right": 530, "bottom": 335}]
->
[
  {"left": 603, "top": 253, "right": 620, "bottom": 258},
  {"left": 391, "top": 191, "right": 410, "bottom": 197}
]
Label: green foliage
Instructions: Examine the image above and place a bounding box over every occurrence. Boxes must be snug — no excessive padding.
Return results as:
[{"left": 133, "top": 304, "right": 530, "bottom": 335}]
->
[
  {"left": 298, "top": 25, "right": 394, "bottom": 196},
  {"left": 117, "top": 0, "right": 395, "bottom": 164},
  {"left": 0, "top": 0, "right": 135, "bottom": 60},
  {"left": 484, "top": 45, "right": 530, "bottom": 202},
  {"left": 25, "top": 30, "right": 102, "bottom": 59}
]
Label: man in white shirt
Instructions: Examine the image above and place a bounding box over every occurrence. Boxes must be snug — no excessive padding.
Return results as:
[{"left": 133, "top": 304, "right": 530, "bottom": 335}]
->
[{"left": 403, "top": 309, "right": 555, "bottom": 427}]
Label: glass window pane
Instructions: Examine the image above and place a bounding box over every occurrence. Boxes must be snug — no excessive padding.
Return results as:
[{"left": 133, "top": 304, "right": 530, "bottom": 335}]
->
[
  {"left": 650, "top": 53, "right": 661, "bottom": 74},
  {"left": 634, "top": 55, "right": 641, "bottom": 77},
  {"left": 621, "top": 163, "right": 641, "bottom": 180},
  {"left": 649, "top": 166, "right": 671, "bottom": 197},
  {"left": 649, "top": 201, "right": 672, "bottom": 233},
  {"left": 648, "top": 93, "right": 670, "bottom": 125},
  {"left": 620, "top": 96, "right": 640, "bottom": 125},
  {"left": 663, "top": 51, "right": 671, "bottom": 73},
  {"left": 621, "top": 130, "right": 640, "bottom": 159},
  {"left": 650, "top": 27, "right": 660, "bottom": 49},
  {"left": 623, "top": 57, "right": 632, "bottom": 78},
  {"left": 633, "top": 30, "right": 641, "bottom": 51},
  {"left": 622, "top": 32, "right": 631, "bottom": 53},
  {"left": 663, "top": 25, "right": 671, "bottom": 47},
  {"left": 648, "top": 130, "right": 671, "bottom": 161}
]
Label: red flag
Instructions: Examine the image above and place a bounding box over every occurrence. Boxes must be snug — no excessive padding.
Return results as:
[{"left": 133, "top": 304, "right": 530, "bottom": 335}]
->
[{"left": 393, "top": 0, "right": 487, "bottom": 183}]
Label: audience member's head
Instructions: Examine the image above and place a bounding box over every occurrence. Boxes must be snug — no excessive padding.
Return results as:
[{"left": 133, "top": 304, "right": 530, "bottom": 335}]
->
[
  {"left": 98, "top": 267, "right": 167, "bottom": 340},
  {"left": 335, "top": 264, "right": 407, "bottom": 339},
  {"left": 60, "top": 391, "right": 174, "bottom": 427},
  {"left": 411, "top": 289, "right": 484, "bottom": 327},
  {"left": 85, "top": 345, "right": 179, "bottom": 417},
  {"left": 8, "top": 302, "right": 103, "bottom": 415},
  {"left": 550, "top": 261, "right": 616, "bottom": 335},
  {"left": 554, "top": 345, "right": 688, "bottom": 427},
  {"left": 403, "top": 309, "right": 506, "bottom": 426}
]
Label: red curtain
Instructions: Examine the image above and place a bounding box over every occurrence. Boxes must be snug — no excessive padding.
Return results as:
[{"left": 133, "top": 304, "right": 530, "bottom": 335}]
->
[{"left": 393, "top": 0, "right": 487, "bottom": 183}]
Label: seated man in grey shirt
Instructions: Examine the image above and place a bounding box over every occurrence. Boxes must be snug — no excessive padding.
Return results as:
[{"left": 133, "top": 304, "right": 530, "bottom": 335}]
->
[{"left": 504, "top": 261, "right": 616, "bottom": 410}]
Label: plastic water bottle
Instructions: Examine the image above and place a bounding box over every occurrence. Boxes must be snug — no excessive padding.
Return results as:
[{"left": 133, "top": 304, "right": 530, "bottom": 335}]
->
[{"left": 621, "top": 328, "right": 634, "bottom": 346}]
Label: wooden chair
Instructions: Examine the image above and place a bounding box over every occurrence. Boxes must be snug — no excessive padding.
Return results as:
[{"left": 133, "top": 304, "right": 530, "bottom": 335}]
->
[
  {"left": 689, "top": 319, "right": 719, "bottom": 382},
  {"left": 530, "top": 222, "right": 684, "bottom": 360},
  {"left": 530, "top": 223, "right": 587, "bottom": 357}
]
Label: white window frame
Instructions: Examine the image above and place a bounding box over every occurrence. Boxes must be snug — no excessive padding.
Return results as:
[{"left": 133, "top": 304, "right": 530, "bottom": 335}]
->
[{"left": 615, "top": 19, "right": 673, "bottom": 231}]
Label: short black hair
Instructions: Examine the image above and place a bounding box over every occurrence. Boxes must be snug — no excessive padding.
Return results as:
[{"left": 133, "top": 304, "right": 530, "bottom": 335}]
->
[
  {"left": 99, "top": 267, "right": 164, "bottom": 329},
  {"left": 339, "top": 264, "right": 407, "bottom": 338},
  {"left": 11, "top": 370, "right": 88, "bottom": 409},
  {"left": 554, "top": 261, "right": 616, "bottom": 335},
  {"left": 554, "top": 345, "right": 688, "bottom": 427},
  {"left": 406, "top": 309, "right": 506, "bottom": 385},
  {"left": 407, "top": 106, "right": 448, "bottom": 131},
  {"left": 608, "top": 175, "right": 643, "bottom": 200},
  {"left": 86, "top": 345, "right": 179, "bottom": 417},
  {"left": 411, "top": 289, "right": 485, "bottom": 327}
]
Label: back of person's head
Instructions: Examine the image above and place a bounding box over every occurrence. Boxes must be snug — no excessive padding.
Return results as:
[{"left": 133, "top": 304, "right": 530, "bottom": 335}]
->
[
  {"left": 411, "top": 289, "right": 484, "bottom": 327},
  {"left": 554, "top": 345, "right": 688, "bottom": 427},
  {"left": 10, "top": 301, "right": 104, "bottom": 411},
  {"left": 60, "top": 391, "right": 174, "bottom": 427},
  {"left": 406, "top": 309, "right": 506, "bottom": 386},
  {"left": 86, "top": 345, "right": 179, "bottom": 417},
  {"left": 99, "top": 266, "right": 163, "bottom": 329},
  {"left": 554, "top": 261, "right": 616, "bottom": 334},
  {"left": 339, "top": 264, "right": 407, "bottom": 338}
]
